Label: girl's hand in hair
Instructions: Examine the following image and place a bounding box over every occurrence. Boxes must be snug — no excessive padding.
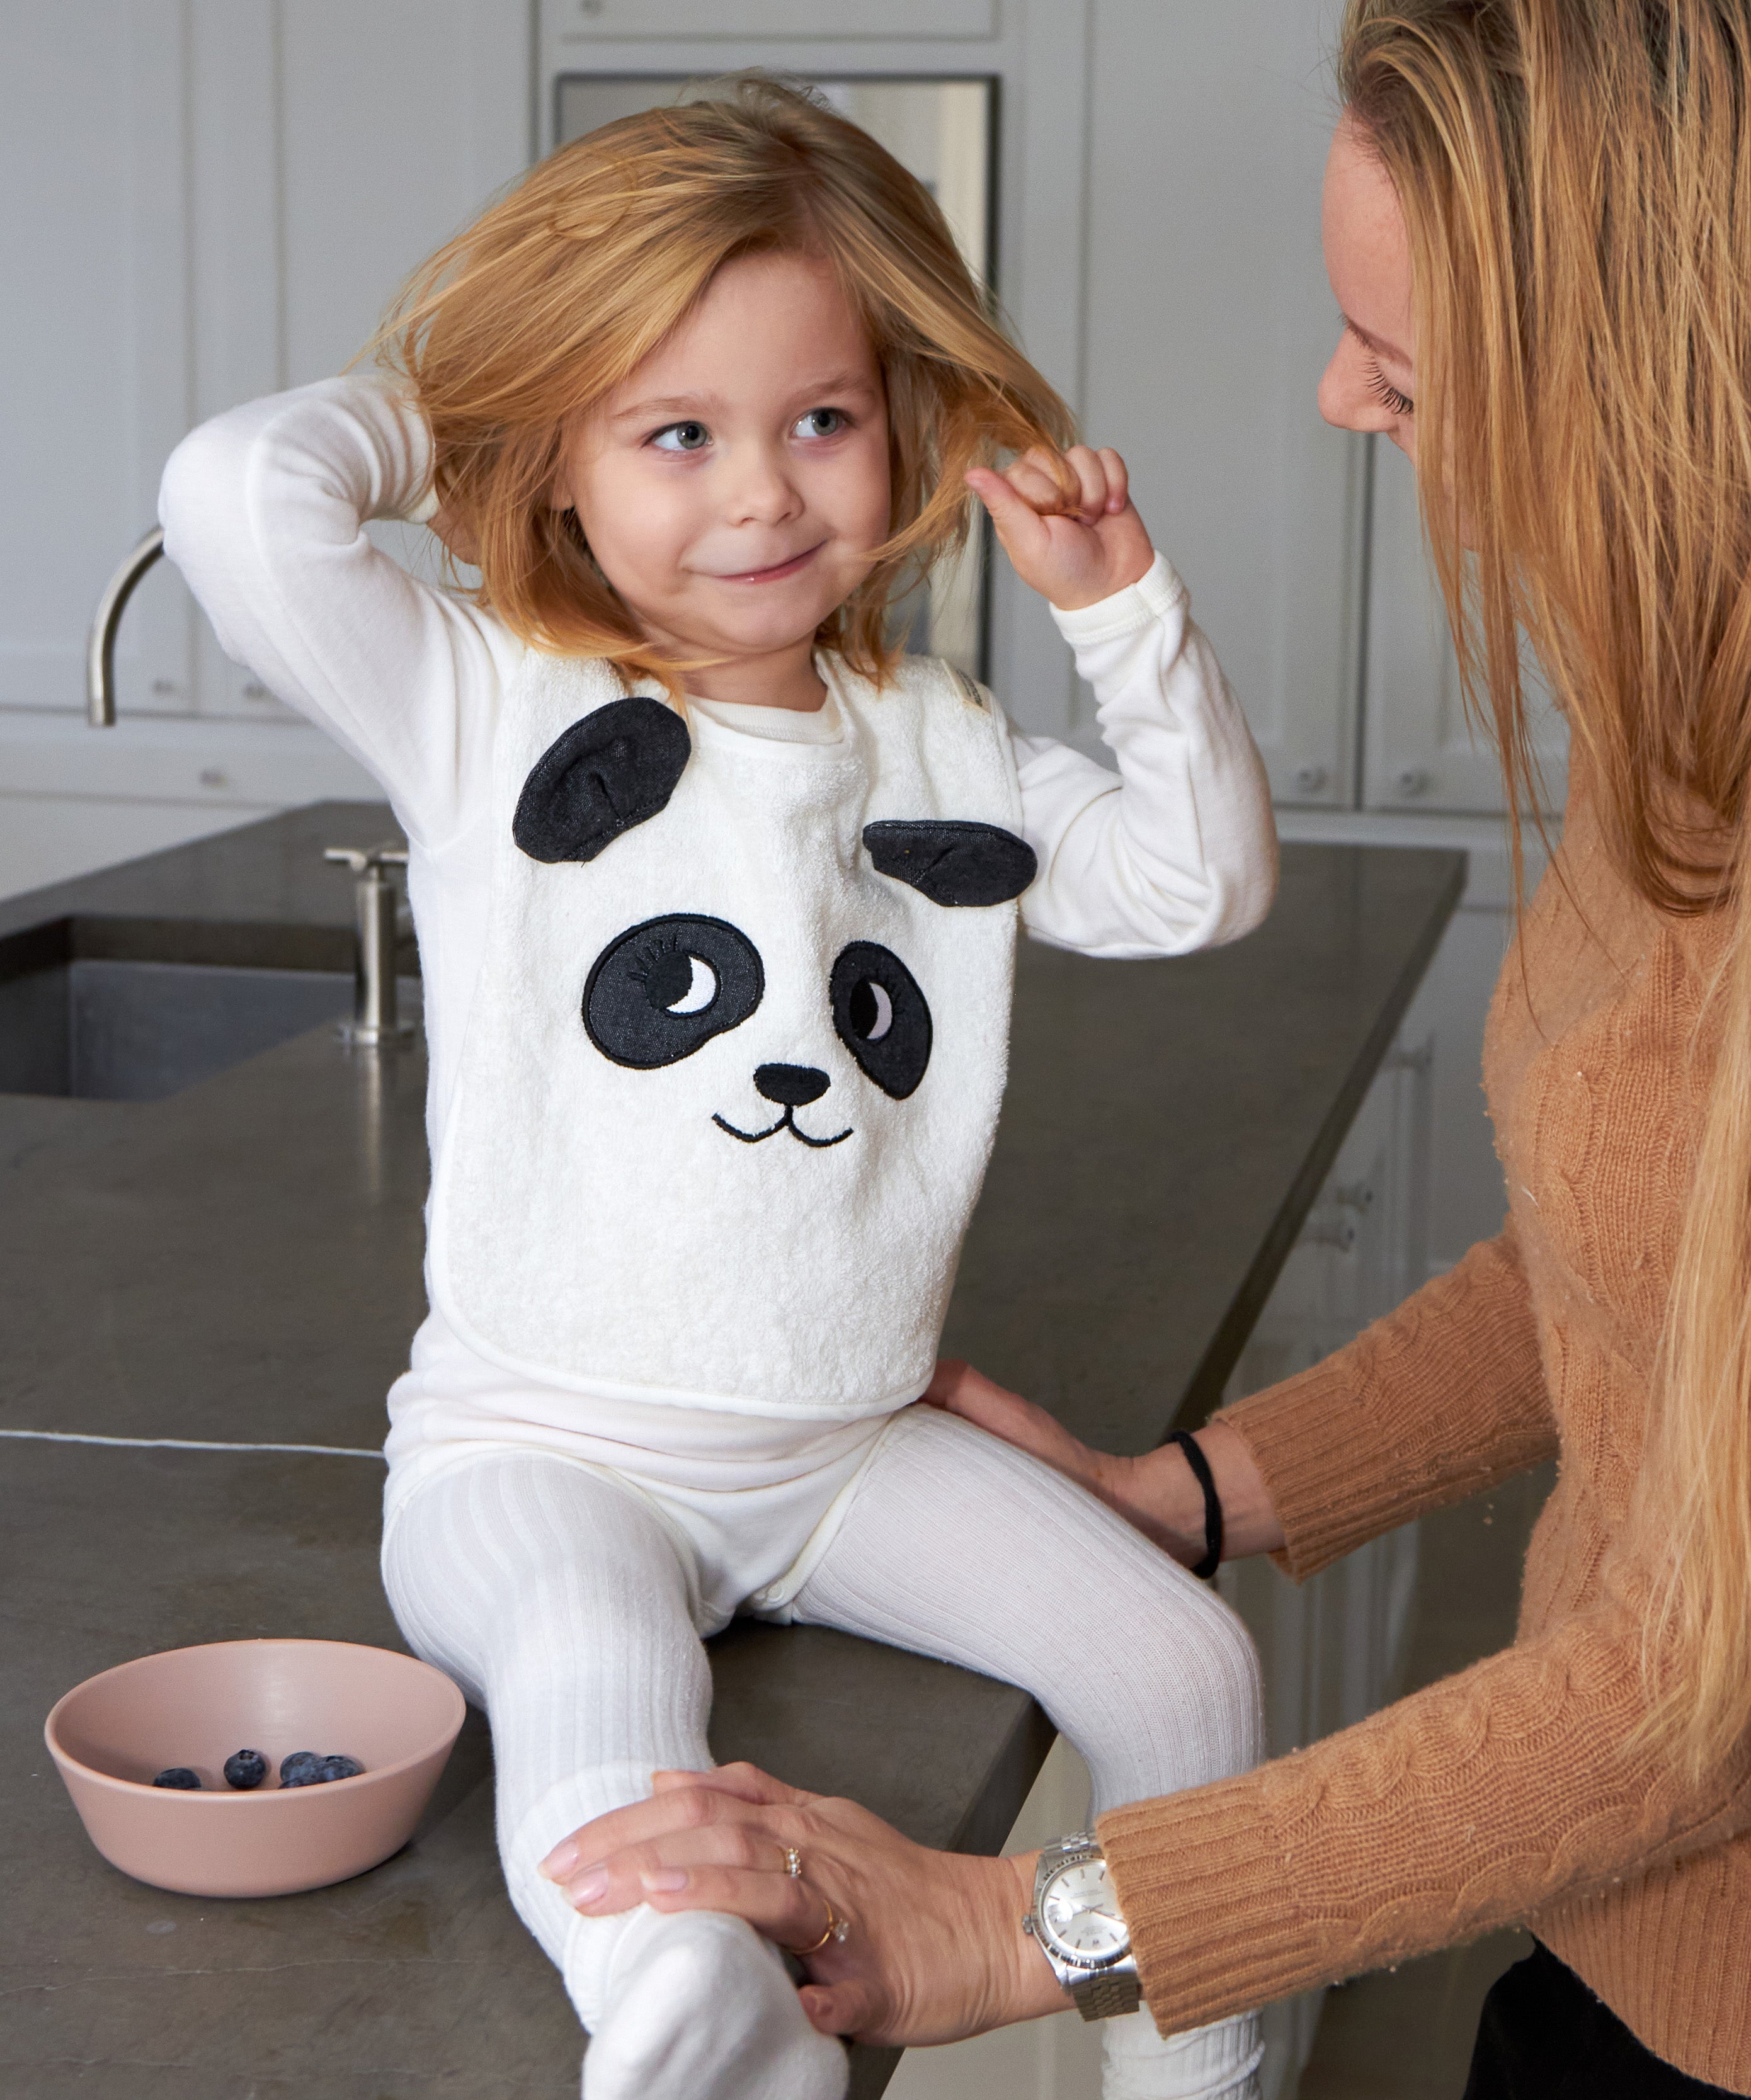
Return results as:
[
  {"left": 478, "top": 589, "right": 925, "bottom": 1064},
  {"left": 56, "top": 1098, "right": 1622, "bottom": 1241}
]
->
[
  {"left": 537, "top": 1761, "right": 1066, "bottom": 2046},
  {"left": 966, "top": 443, "right": 1154, "bottom": 611}
]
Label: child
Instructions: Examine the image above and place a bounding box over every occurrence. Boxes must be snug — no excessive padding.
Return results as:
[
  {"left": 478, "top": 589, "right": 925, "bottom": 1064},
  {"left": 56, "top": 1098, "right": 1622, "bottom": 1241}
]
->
[{"left": 161, "top": 79, "right": 1274, "bottom": 2100}]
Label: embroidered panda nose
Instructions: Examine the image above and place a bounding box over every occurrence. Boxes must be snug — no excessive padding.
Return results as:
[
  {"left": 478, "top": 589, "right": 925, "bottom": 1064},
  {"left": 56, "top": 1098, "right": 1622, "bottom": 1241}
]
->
[{"left": 755, "top": 1064, "right": 830, "bottom": 1106}]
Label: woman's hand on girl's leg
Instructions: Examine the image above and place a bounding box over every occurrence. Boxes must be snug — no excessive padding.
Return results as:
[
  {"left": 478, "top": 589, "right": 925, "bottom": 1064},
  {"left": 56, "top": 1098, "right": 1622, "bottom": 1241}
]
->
[
  {"left": 923, "top": 1356, "right": 1148, "bottom": 1517},
  {"left": 538, "top": 1762, "right": 1067, "bottom": 2046},
  {"left": 924, "top": 1361, "right": 1286, "bottom": 1566}
]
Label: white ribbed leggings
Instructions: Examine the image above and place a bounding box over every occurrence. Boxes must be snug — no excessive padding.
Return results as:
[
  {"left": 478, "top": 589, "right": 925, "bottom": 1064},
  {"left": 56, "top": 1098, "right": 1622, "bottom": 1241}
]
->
[{"left": 382, "top": 1405, "right": 1264, "bottom": 2100}]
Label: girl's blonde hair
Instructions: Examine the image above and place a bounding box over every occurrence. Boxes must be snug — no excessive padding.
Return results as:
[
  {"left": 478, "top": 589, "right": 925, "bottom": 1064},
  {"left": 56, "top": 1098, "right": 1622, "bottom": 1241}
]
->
[
  {"left": 1339, "top": 0, "right": 1751, "bottom": 1780},
  {"left": 373, "top": 75, "right": 1073, "bottom": 691}
]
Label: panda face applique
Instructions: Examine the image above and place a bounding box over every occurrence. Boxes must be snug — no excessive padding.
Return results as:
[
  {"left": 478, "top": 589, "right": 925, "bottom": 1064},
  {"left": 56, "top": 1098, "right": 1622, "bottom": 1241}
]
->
[
  {"left": 436, "top": 671, "right": 1046, "bottom": 1409},
  {"left": 581, "top": 916, "right": 933, "bottom": 1149},
  {"left": 514, "top": 696, "right": 1037, "bottom": 1159}
]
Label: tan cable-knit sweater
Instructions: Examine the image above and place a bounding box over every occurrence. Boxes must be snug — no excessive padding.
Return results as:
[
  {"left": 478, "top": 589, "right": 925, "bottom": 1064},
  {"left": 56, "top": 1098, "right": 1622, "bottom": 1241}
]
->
[{"left": 1100, "top": 765, "right": 1751, "bottom": 2089}]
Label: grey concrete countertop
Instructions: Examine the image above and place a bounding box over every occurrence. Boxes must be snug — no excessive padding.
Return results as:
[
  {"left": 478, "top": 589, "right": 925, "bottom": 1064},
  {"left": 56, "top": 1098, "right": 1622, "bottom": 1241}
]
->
[{"left": 0, "top": 803, "right": 1464, "bottom": 2099}]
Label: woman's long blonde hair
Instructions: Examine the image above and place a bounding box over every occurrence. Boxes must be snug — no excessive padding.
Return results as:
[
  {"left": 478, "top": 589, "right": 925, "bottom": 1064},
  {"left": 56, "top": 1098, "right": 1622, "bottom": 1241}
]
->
[
  {"left": 372, "top": 75, "right": 1072, "bottom": 693},
  {"left": 1340, "top": 0, "right": 1751, "bottom": 1779}
]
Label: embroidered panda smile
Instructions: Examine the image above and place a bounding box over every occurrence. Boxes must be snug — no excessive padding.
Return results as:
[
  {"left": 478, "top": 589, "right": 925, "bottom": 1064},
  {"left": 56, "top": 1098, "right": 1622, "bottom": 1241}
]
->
[{"left": 713, "top": 1065, "right": 853, "bottom": 1149}]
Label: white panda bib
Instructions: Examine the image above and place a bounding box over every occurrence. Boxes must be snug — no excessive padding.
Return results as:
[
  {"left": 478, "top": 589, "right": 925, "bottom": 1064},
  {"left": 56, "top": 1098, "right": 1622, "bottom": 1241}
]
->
[{"left": 428, "top": 650, "right": 1033, "bottom": 1419}]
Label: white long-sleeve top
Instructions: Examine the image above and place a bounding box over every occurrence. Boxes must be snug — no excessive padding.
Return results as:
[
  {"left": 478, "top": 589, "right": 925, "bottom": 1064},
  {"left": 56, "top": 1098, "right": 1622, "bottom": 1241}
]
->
[{"left": 159, "top": 377, "right": 1276, "bottom": 1492}]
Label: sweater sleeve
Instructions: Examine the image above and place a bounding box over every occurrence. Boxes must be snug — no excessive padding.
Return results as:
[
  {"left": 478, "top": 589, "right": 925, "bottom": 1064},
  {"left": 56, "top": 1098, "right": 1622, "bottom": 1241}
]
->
[
  {"left": 157, "top": 373, "right": 523, "bottom": 851},
  {"left": 1009, "top": 553, "right": 1278, "bottom": 957},
  {"left": 1218, "top": 1224, "right": 1561, "bottom": 1581},
  {"left": 1098, "top": 1536, "right": 1751, "bottom": 2040}
]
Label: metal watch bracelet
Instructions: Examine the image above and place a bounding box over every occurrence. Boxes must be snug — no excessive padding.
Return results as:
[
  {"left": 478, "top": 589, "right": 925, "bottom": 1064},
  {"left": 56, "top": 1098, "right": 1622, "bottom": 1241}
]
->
[{"left": 1025, "top": 1832, "right": 1142, "bottom": 2023}]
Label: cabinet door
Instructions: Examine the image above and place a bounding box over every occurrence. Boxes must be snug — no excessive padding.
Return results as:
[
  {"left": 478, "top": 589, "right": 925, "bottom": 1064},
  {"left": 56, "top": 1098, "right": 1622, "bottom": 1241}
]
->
[
  {"left": 1, "top": 0, "right": 192, "bottom": 721},
  {"left": 1, "top": 1, "right": 531, "bottom": 729},
  {"left": 1078, "top": 0, "right": 1365, "bottom": 802},
  {"left": 1363, "top": 436, "right": 1570, "bottom": 815}
]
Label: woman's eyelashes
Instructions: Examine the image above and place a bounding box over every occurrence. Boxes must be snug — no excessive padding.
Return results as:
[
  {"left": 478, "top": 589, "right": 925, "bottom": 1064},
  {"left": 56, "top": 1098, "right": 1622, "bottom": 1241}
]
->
[{"left": 1365, "top": 358, "right": 1415, "bottom": 417}]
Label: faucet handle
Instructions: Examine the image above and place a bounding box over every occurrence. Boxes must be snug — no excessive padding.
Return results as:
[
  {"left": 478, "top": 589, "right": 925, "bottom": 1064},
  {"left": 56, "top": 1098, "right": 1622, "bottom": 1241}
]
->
[
  {"left": 324, "top": 843, "right": 415, "bottom": 1047},
  {"left": 324, "top": 842, "right": 408, "bottom": 876}
]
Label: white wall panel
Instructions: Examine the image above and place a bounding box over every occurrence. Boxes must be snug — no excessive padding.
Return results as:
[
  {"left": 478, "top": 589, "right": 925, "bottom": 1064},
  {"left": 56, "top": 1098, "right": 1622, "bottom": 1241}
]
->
[
  {"left": 1077, "top": 0, "right": 1360, "bottom": 798},
  {"left": 1363, "top": 438, "right": 1570, "bottom": 817},
  {"left": 280, "top": 0, "right": 532, "bottom": 387},
  {"left": 1, "top": 1, "right": 190, "bottom": 719},
  {"left": 1, "top": 1, "right": 532, "bottom": 897}
]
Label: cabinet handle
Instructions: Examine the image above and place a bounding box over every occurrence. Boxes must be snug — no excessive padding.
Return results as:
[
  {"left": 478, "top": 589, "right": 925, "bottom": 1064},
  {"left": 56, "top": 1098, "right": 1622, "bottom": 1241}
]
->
[
  {"left": 1384, "top": 1042, "right": 1434, "bottom": 1074},
  {"left": 1393, "top": 767, "right": 1432, "bottom": 798},
  {"left": 1333, "top": 1180, "right": 1374, "bottom": 1212},
  {"left": 1298, "top": 1213, "right": 1357, "bottom": 1252},
  {"left": 1292, "top": 764, "right": 1329, "bottom": 796}
]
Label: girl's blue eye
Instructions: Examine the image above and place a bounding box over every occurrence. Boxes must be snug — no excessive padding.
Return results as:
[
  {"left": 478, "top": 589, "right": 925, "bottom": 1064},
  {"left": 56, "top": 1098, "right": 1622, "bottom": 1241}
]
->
[
  {"left": 794, "top": 408, "right": 846, "bottom": 439},
  {"left": 651, "top": 422, "right": 710, "bottom": 453}
]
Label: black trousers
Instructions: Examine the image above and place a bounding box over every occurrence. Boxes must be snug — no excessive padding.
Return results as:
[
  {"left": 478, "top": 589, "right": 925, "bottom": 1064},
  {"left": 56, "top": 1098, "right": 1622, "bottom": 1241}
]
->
[{"left": 1464, "top": 1941, "right": 1742, "bottom": 2099}]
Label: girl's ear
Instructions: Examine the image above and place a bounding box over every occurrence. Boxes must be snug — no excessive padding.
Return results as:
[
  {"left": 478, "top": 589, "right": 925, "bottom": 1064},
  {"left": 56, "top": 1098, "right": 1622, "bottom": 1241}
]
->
[{"left": 549, "top": 417, "right": 581, "bottom": 512}]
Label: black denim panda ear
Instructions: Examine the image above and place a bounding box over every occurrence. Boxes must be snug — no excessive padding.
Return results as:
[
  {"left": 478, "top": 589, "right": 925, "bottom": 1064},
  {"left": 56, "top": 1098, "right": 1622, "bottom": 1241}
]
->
[
  {"left": 512, "top": 698, "right": 691, "bottom": 865},
  {"left": 862, "top": 819, "right": 1038, "bottom": 907}
]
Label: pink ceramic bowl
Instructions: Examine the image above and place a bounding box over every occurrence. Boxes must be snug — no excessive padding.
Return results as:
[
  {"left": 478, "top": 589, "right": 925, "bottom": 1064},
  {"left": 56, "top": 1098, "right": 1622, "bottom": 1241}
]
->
[{"left": 45, "top": 1638, "right": 465, "bottom": 1899}]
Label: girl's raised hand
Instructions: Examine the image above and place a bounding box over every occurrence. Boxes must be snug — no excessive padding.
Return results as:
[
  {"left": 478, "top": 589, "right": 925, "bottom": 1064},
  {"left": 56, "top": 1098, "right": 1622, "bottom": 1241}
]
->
[{"left": 966, "top": 444, "right": 1154, "bottom": 611}]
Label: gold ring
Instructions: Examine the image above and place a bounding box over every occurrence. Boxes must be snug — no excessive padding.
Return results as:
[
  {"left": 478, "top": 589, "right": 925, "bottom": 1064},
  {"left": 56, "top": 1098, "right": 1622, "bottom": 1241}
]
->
[
  {"left": 784, "top": 1845, "right": 804, "bottom": 1879},
  {"left": 783, "top": 1897, "right": 849, "bottom": 1956}
]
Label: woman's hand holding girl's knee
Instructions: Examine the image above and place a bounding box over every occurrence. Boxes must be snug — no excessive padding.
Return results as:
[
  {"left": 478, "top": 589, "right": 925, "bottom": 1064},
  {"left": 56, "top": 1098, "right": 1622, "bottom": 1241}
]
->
[
  {"left": 537, "top": 1762, "right": 1066, "bottom": 2047},
  {"left": 926, "top": 1359, "right": 1286, "bottom": 1566}
]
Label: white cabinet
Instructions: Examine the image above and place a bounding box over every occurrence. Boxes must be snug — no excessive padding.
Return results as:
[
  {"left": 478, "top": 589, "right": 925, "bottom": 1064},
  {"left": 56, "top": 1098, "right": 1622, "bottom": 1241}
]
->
[
  {"left": 1215, "top": 1039, "right": 1433, "bottom": 2100},
  {"left": 1078, "top": 0, "right": 1366, "bottom": 806},
  {"left": 0, "top": 1, "right": 533, "bottom": 900},
  {"left": 1363, "top": 440, "right": 1570, "bottom": 817}
]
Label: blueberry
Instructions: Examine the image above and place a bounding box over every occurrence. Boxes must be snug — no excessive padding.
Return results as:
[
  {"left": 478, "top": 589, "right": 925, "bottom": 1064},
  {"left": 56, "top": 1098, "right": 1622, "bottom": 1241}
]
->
[
  {"left": 152, "top": 1767, "right": 201, "bottom": 1790},
  {"left": 278, "top": 1750, "right": 323, "bottom": 1788},
  {"left": 317, "top": 1754, "right": 363, "bottom": 1783},
  {"left": 223, "top": 1749, "right": 268, "bottom": 1791}
]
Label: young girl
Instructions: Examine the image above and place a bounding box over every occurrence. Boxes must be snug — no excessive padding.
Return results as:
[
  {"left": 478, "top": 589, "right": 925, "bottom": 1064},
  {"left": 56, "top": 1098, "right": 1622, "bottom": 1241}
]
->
[{"left": 161, "top": 80, "right": 1275, "bottom": 2100}]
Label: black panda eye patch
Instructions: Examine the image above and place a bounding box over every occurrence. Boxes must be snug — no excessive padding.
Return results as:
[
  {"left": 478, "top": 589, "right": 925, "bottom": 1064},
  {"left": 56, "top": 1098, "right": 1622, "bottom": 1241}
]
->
[
  {"left": 830, "top": 941, "right": 932, "bottom": 1099},
  {"left": 585, "top": 914, "right": 763, "bottom": 1069}
]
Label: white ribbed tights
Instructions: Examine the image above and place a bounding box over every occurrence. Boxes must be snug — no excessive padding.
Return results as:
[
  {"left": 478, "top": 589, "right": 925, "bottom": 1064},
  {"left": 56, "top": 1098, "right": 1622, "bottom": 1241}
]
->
[{"left": 382, "top": 1406, "right": 1264, "bottom": 2100}]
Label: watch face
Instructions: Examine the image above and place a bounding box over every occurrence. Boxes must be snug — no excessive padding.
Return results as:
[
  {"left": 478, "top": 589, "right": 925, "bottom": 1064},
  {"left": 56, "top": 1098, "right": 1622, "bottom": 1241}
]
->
[{"left": 1039, "top": 1856, "right": 1128, "bottom": 1965}]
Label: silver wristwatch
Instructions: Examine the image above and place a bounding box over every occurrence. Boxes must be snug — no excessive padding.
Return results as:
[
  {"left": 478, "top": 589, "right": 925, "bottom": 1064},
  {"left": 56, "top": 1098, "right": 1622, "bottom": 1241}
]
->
[{"left": 1023, "top": 1832, "right": 1141, "bottom": 2021}]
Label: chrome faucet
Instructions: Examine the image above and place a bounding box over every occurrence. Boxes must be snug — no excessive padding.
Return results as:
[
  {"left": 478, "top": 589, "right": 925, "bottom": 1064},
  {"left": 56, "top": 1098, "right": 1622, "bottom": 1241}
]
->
[
  {"left": 86, "top": 527, "right": 166, "bottom": 727},
  {"left": 324, "top": 845, "right": 416, "bottom": 1047}
]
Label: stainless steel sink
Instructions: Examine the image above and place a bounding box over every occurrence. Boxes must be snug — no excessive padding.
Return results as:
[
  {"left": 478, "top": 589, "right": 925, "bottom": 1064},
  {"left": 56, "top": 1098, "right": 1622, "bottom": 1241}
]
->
[{"left": 0, "top": 956, "right": 357, "bottom": 1102}]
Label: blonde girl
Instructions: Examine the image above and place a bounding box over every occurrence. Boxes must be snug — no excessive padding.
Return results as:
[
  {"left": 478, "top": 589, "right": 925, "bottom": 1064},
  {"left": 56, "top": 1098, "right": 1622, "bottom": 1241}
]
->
[
  {"left": 161, "top": 77, "right": 1279, "bottom": 2100},
  {"left": 569, "top": 14, "right": 1751, "bottom": 2097}
]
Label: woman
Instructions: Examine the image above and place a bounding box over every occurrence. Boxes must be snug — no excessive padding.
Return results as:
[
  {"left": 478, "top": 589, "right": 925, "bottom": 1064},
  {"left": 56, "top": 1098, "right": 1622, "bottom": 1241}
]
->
[{"left": 535, "top": 3, "right": 1751, "bottom": 2090}]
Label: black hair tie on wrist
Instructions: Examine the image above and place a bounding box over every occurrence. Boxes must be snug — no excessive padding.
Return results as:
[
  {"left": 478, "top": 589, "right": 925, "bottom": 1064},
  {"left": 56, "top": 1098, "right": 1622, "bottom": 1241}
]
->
[{"left": 1166, "top": 1430, "right": 1223, "bottom": 1579}]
